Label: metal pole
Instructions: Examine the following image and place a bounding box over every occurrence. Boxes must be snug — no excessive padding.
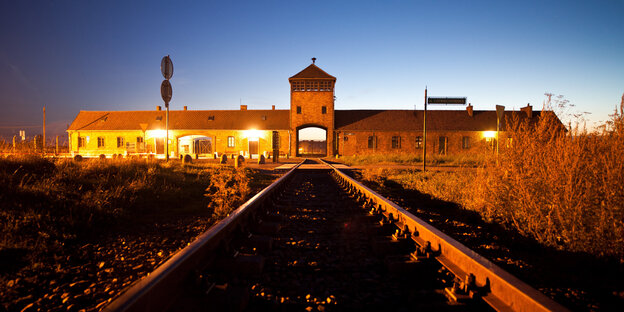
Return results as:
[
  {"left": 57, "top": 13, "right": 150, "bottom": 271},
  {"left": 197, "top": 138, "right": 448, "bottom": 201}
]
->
[
  {"left": 43, "top": 106, "right": 46, "bottom": 154},
  {"left": 166, "top": 103, "right": 169, "bottom": 161},
  {"left": 496, "top": 114, "right": 500, "bottom": 162},
  {"left": 423, "top": 87, "right": 427, "bottom": 172}
]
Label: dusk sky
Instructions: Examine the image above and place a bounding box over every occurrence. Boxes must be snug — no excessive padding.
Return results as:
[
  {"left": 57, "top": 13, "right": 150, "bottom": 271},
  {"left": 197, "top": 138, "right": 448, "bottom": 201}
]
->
[{"left": 1, "top": 0, "right": 623, "bottom": 139}]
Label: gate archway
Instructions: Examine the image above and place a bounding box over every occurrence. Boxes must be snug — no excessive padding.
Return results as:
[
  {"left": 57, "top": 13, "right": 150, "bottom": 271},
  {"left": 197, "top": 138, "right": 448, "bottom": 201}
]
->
[{"left": 297, "top": 126, "right": 327, "bottom": 157}]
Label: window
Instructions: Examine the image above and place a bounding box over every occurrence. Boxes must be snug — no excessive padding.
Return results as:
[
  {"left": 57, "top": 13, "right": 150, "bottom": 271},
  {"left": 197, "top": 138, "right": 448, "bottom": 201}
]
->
[
  {"left": 462, "top": 136, "right": 470, "bottom": 149},
  {"left": 227, "top": 136, "right": 235, "bottom": 148},
  {"left": 368, "top": 136, "right": 376, "bottom": 149},
  {"left": 137, "top": 137, "right": 144, "bottom": 143},
  {"left": 97, "top": 137, "right": 105, "bottom": 148},
  {"left": 322, "top": 106, "right": 327, "bottom": 114},
  {"left": 117, "top": 137, "right": 125, "bottom": 148},
  {"left": 156, "top": 116, "right": 162, "bottom": 121},
  {"left": 78, "top": 137, "right": 86, "bottom": 148},
  {"left": 392, "top": 136, "right": 401, "bottom": 149},
  {"left": 261, "top": 115, "right": 267, "bottom": 120},
  {"left": 415, "top": 136, "right": 423, "bottom": 149},
  {"left": 208, "top": 116, "right": 215, "bottom": 121},
  {"left": 292, "top": 80, "right": 333, "bottom": 92},
  {"left": 297, "top": 106, "right": 302, "bottom": 114},
  {"left": 438, "top": 136, "right": 448, "bottom": 155}
]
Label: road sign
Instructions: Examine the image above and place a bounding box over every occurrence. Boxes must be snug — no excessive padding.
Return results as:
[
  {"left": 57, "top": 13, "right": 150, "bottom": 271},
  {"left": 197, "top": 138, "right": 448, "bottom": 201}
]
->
[
  {"left": 161, "top": 56, "right": 173, "bottom": 80},
  {"left": 161, "top": 80, "right": 172, "bottom": 104},
  {"left": 427, "top": 97, "right": 467, "bottom": 105}
]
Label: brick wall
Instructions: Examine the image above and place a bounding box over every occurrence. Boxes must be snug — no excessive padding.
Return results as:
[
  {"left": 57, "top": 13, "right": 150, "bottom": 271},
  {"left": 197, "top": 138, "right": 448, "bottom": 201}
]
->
[
  {"left": 68, "top": 129, "right": 290, "bottom": 158},
  {"left": 336, "top": 130, "right": 494, "bottom": 156},
  {"left": 290, "top": 91, "right": 334, "bottom": 156}
]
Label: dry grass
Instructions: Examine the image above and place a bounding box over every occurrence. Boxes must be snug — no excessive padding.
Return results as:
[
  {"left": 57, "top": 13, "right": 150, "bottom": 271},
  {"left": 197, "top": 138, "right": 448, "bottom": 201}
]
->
[
  {"left": 0, "top": 157, "right": 257, "bottom": 258},
  {"left": 339, "top": 152, "right": 486, "bottom": 167},
  {"left": 360, "top": 99, "right": 624, "bottom": 259}
]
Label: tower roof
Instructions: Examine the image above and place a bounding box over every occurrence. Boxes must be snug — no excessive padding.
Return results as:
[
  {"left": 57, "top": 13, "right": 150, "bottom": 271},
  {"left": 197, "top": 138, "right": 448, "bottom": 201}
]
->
[{"left": 289, "top": 63, "right": 336, "bottom": 80}]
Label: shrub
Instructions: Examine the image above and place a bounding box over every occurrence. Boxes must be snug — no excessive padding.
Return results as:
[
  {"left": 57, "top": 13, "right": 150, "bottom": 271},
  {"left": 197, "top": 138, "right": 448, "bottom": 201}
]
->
[{"left": 204, "top": 167, "right": 250, "bottom": 218}]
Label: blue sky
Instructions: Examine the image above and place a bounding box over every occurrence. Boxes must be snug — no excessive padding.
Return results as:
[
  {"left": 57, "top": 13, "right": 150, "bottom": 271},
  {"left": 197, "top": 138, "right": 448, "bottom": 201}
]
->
[{"left": 1, "top": 0, "right": 623, "bottom": 139}]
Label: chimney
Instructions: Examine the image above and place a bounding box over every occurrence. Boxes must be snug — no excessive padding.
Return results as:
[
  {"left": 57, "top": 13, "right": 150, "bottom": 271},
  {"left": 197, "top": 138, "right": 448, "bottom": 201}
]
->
[
  {"left": 272, "top": 105, "right": 275, "bottom": 110},
  {"left": 466, "top": 104, "right": 473, "bottom": 117},
  {"left": 240, "top": 105, "right": 247, "bottom": 111},
  {"left": 156, "top": 106, "right": 162, "bottom": 111},
  {"left": 521, "top": 104, "right": 533, "bottom": 118},
  {"left": 183, "top": 106, "right": 187, "bottom": 111}
]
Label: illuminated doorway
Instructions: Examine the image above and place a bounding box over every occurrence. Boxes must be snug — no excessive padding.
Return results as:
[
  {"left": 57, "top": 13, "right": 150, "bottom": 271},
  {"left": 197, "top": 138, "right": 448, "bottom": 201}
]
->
[{"left": 297, "top": 126, "right": 327, "bottom": 157}]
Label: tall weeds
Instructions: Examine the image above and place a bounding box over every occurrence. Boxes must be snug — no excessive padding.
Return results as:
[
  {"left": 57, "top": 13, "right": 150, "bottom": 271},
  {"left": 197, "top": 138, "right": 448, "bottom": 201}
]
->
[{"left": 361, "top": 98, "right": 624, "bottom": 259}]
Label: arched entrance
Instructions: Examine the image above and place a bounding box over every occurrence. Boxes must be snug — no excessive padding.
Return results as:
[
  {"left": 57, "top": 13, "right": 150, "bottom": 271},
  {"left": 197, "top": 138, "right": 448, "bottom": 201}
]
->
[{"left": 297, "top": 126, "right": 327, "bottom": 157}]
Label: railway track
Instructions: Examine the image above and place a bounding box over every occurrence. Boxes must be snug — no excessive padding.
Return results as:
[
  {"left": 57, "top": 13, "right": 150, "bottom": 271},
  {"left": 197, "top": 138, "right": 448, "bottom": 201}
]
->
[{"left": 104, "top": 159, "right": 568, "bottom": 312}]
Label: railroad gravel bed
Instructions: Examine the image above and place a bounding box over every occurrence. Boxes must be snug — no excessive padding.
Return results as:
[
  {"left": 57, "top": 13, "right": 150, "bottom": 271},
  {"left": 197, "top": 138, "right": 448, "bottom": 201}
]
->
[
  {"left": 215, "top": 171, "right": 491, "bottom": 311},
  {"left": 351, "top": 169, "right": 624, "bottom": 311},
  {"left": 1, "top": 214, "right": 215, "bottom": 312}
]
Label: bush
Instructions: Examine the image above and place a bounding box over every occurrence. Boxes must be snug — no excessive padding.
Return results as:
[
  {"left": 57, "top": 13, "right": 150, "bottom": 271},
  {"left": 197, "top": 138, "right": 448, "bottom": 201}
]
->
[{"left": 204, "top": 167, "right": 249, "bottom": 218}]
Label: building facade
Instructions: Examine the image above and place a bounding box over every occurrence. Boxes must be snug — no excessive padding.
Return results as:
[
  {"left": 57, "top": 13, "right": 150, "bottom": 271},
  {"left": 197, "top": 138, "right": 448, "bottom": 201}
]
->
[{"left": 67, "top": 61, "right": 559, "bottom": 158}]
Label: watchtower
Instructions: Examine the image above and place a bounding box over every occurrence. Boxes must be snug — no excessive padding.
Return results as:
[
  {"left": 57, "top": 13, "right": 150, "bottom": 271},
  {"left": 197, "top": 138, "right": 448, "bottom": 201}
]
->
[{"left": 289, "top": 58, "right": 336, "bottom": 157}]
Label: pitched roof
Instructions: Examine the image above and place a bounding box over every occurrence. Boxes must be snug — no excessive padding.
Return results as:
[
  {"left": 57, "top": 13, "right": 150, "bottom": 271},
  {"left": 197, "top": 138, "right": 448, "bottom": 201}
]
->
[
  {"left": 335, "top": 110, "right": 556, "bottom": 131},
  {"left": 67, "top": 110, "right": 290, "bottom": 131},
  {"left": 289, "top": 64, "right": 336, "bottom": 80}
]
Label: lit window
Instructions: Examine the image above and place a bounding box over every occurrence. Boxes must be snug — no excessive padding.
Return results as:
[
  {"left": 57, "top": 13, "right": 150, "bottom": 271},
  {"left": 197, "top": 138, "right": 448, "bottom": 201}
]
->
[
  {"left": 392, "top": 136, "right": 401, "bottom": 149},
  {"left": 415, "top": 136, "right": 423, "bottom": 149},
  {"left": 97, "top": 137, "right": 105, "bottom": 148},
  {"left": 78, "top": 137, "right": 86, "bottom": 148},
  {"left": 322, "top": 106, "right": 327, "bottom": 114},
  {"left": 117, "top": 137, "right": 125, "bottom": 148},
  {"left": 227, "top": 136, "right": 235, "bottom": 148},
  {"left": 462, "top": 136, "right": 470, "bottom": 149}
]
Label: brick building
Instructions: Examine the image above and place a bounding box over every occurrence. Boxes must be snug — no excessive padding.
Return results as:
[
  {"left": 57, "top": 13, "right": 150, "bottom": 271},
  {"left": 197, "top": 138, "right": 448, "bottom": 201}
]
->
[{"left": 67, "top": 60, "right": 560, "bottom": 158}]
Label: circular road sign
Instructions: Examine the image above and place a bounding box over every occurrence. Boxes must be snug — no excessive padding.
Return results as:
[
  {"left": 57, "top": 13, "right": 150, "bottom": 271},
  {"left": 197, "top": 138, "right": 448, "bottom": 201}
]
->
[
  {"left": 161, "top": 55, "right": 173, "bottom": 80},
  {"left": 161, "top": 80, "right": 172, "bottom": 104}
]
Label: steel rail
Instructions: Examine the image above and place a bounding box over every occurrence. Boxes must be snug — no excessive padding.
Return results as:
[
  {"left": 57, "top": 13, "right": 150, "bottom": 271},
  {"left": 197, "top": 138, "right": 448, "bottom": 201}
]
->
[
  {"left": 104, "top": 161, "right": 305, "bottom": 312},
  {"left": 322, "top": 160, "right": 568, "bottom": 312}
]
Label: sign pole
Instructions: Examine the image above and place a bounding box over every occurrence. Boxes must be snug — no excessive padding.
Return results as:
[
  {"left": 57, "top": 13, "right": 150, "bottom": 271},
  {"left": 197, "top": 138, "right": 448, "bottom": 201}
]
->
[
  {"left": 166, "top": 103, "right": 169, "bottom": 161},
  {"left": 43, "top": 106, "right": 46, "bottom": 154},
  {"left": 423, "top": 94, "right": 468, "bottom": 171},
  {"left": 495, "top": 105, "right": 505, "bottom": 163},
  {"left": 423, "top": 87, "right": 427, "bottom": 172},
  {"left": 160, "top": 55, "right": 174, "bottom": 161}
]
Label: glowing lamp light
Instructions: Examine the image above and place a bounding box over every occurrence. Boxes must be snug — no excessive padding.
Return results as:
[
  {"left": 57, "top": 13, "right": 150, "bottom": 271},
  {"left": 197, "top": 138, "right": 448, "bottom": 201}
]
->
[
  {"left": 244, "top": 129, "right": 262, "bottom": 141},
  {"left": 151, "top": 130, "right": 167, "bottom": 138},
  {"left": 482, "top": 131, "right": 496, "bottom": 139}
]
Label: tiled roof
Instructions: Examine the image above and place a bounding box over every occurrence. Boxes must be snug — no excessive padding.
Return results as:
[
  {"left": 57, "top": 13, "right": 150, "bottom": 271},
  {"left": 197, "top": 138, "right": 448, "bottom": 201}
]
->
[
  {"left": 335, "top": 110, "right": 557, "bottom": 131},
  {"left": 67, "top": 110, "right": 290, "bottom": 131},
  {"left": 289, "top": 64, "right": 336, "bottom": 80}
]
